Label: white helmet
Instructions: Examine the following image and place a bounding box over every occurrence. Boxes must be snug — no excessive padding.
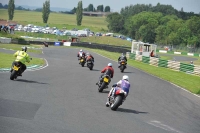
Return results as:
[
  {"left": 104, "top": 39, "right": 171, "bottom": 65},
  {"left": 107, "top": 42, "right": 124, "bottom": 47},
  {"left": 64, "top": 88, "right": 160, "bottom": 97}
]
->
[
  {"left": 108, "top": 63, "right": 112, "bottom": 67},
  {"left": 80, "top": 49, "right": 83, "bottom": 52},
  {"left": 122, "top": 75, "right": 129, "bottom": 81}
]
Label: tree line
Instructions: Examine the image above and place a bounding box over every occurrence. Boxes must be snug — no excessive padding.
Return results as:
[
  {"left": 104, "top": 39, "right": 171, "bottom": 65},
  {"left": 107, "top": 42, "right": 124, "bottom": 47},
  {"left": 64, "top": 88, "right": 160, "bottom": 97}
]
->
[{"left": 106, "top": 3, "right": 200, "bottom": 48}]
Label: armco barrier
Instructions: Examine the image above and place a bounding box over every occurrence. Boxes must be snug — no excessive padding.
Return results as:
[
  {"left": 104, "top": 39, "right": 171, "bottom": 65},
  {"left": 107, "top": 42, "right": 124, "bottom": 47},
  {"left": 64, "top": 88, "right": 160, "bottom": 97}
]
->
[
  {"left": 10, "top": 39, "right": 130, "bottom": 53},
  {"left": 70, "top": 42, "right": 130, "bottom": 53},
  {"left": 129, "top": 53, "right": 200, "bottom": 77}
]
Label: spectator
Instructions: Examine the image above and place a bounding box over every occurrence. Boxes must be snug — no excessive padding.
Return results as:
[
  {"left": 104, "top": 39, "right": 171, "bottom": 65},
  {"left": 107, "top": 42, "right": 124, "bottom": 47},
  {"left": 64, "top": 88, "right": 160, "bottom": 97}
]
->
[{"left": 150, "top": 50, "right": 155, "bottom": 57}]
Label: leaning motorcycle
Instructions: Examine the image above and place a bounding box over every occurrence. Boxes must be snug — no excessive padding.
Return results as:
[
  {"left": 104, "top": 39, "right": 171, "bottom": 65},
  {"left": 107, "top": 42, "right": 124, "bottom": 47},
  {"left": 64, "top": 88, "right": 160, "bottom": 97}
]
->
[
  {"left": 119, "top": 60, "right": 126, "bottom": 73},
  {"left": 97, "top": 74, "right": 111, "bottom": 92},
  {"left": 10, "top": 62, "right": 22, "bottom": 80},
  {"left": 79, "top": 57, "right": 85, "bottom": 67},
  {"left": 108, "top": 88, "right": 126, "bottom": 111},
  {"left": 86, "top": 59, "right": 94, "bottom": 70}
]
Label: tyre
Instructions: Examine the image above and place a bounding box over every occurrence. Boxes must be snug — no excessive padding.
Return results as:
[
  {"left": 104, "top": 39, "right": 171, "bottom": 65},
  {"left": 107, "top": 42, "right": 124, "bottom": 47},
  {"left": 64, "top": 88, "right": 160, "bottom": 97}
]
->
[
  {"left": 98, "top": 82, "right": 106, "bottom": 92},
  {"left": 81, "top": 62, "right": 84, "bottom": 67},
  {"left": 120, "top": 65, "right": 125, "bottom": 73},
  {"left": 10, "top": 70, "right": 17, "bottom": 80},
  {"left": 88, "top": 64, "right": 93, "bottom": 70},
  {"left": 110, "top": 95, "right": 123, "bottom": 111}
]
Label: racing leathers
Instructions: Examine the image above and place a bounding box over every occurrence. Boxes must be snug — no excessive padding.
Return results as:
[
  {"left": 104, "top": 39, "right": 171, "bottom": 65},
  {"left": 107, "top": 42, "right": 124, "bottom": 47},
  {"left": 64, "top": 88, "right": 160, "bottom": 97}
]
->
[
  {"left": 77, "top": 51, "right": 86, "bottom": 60},
  {"left": 97, "top": 66, "right": 114, "bottom": 85},
  {"left": 118, "top": 55, "right": 127, "bottom": 67},
  {"left": 86, "top": 54, "right": 94, "bottom": 63},
  {"left": 12, "top": 50, "right": 30, "bottom": 75}
]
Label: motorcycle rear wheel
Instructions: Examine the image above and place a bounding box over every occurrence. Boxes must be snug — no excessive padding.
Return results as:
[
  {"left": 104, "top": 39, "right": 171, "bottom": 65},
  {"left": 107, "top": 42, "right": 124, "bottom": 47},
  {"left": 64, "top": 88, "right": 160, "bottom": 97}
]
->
[
  {"left": 120, "top": 65, "right": 125, "bottom": 73},
  {"left": 110, "top": 95, "right": 123, "bottom": 111},
  {"left": 98, "top": 82, "right": 106, "bottom": 92},
  {"left": 10, "top": 70, "right": 17, "bottom": 80}
]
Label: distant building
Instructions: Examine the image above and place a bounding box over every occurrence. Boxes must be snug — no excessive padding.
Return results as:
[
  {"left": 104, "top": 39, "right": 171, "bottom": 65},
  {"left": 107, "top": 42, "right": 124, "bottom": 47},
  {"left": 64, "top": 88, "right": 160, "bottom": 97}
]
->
[{"left": 82, "top": 11, "right": 112, "bottom": 17}]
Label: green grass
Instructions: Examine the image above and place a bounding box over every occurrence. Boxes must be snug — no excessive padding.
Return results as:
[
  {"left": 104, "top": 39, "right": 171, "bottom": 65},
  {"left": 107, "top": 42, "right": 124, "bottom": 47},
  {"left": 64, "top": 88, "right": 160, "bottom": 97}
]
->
[
  {"left": 0, "top": 44, "right": 43, "bottom": 54},
  {"left": 0, "top": 52, "right": 44, "bottom": 68},
  {"left": 0, "top": 9, "right": 108, "bottom": 32},
  {"left": 68, "top": 46, "right": 200, "bottom": 94},
  {"left": 158, "top": 53, "right": 200, "bottom": 65}
]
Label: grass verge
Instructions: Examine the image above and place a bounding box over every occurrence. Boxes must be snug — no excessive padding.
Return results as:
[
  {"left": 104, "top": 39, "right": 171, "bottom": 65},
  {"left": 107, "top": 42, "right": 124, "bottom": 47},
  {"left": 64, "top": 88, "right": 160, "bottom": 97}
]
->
[
  {"left": 0, "top": 44, "right": 42, "bottom": 54},
  {"left": 69, "top": 46, "right": 200, "bottom": 94},
  {"left": 0, "top": 52, "right": 45, "bottom": 68}
]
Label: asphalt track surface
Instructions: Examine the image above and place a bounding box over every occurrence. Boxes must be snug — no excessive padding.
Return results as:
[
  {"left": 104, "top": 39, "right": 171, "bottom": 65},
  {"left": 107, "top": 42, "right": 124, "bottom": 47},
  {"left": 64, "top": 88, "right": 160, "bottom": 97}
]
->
[{"left": 0, "top": 47, "right": 200, "bottom": 133}]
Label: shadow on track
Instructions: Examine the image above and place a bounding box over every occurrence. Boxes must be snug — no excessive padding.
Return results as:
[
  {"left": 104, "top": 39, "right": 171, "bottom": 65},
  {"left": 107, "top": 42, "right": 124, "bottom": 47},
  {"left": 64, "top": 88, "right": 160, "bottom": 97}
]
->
[
  {"left": 122, "top": 71, "right": 134, "bottom": 73},
  {"left": 117, "top": 108, "right": 148, "bottom": 114},
  {"left": 99, "top": 90, "right": 110, "bottom": 93},
  {"left": 90, "top": 69, "right": 100, "bottom": 71},
  {"left": 15, "top": 79, "right": 49, "bottom": 84}
]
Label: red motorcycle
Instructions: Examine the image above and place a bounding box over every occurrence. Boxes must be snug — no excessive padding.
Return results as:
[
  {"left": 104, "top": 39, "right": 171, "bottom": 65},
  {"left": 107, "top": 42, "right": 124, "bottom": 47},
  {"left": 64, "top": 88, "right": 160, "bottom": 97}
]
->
[{"left": 108, "top": 87, "right": 127, "bottom": 111}]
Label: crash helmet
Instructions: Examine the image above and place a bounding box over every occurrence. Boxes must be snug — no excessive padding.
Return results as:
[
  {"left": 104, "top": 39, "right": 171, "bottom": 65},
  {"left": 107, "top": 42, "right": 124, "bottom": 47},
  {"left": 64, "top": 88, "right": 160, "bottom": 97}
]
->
[
  {"left": 108, "top": 63, "right": 112, "bottom": 67},
  {"left": 122, "top": 75, "right": 129, "bottom": 81},
  {"left": 22, "top": 46, "right": 27, "bottom": 52}
]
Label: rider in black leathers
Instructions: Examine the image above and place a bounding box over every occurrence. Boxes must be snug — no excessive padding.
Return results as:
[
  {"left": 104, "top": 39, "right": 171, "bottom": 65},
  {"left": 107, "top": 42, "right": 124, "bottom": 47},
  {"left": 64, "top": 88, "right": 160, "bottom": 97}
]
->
[{"left": 118, "top": 53, "right": 127, "bottom": 68}]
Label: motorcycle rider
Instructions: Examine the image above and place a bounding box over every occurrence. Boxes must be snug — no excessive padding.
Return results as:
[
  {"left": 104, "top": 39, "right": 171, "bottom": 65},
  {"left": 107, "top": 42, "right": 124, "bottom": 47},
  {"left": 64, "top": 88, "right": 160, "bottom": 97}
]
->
[
  {"left": 118, "top": 53, "right": 127, "bottom": 68},
  {"left": 77, "top": 49, "right": 86, "bottom": 64},
  {"left": 11, "top": 46, "right": 31, "bottom": 76},
  {"left": 96, "top": 63, "right": 114, "bottom": 85},
  {"left": 106, "top": 75, "right": 130, "bottom": 107},
  {"left": 85, "top": 52, "right": 94, "bottom": 63}
]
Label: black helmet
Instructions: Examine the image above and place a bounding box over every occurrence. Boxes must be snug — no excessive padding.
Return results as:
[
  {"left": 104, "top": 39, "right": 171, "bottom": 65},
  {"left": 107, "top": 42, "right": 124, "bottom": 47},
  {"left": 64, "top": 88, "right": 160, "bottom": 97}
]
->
[{"left": 22, "top": 46, "right": 27, "bottom": 52}]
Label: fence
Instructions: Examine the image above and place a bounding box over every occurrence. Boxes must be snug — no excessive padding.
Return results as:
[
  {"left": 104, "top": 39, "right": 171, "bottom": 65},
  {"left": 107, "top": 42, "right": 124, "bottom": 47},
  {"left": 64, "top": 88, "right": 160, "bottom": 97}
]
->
[{"left": 128, "top": 53, "right": 200, "bottom": 76}]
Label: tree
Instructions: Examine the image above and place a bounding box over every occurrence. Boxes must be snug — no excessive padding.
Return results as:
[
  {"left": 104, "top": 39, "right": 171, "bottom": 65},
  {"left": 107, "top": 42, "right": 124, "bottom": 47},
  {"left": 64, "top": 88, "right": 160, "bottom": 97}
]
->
[
  {"left": 71, "top": 7, "right": 76, "bottom": 13},
  {"left": 4, "top": 4, "right": 8, "bottom": 9},
  {"left": 87, "top": 4, "right": 93, "bottom": 11},
  {"left": 106, "top": 12, "right": 125, "bottom": 33},
  {"left": 0, "top": 3, "right": 3, "bottom": 8},
  {"left": 42, "top": 0, "right": 50, "bottom": 23},
  {"left": 104, "top": 6, "right": 110, "bottom": 12},
  {"left": 76, "top": 1, "right": 83, "bottom": 26},
  {"left": 8, "top": 0, "right": 15, "bottom": 20},
  {"left": 97, "top": 5, "right": 103, "bottom": 12}
]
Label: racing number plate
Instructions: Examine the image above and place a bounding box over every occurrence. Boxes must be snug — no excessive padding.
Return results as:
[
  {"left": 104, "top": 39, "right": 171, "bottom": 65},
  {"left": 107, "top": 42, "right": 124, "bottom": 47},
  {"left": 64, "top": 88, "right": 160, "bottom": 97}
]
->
[
  {"left": 104, "top": 77, "right": 109, "bottom": 82},
  {"left": 80, "top": 59, "right": 84, "bottom": 62},
  {"left": 13, "top": 65, "right": 19, "bottom": 71},
  {"left": 121, "top": 62, "right": 125, "bottom": 64}
]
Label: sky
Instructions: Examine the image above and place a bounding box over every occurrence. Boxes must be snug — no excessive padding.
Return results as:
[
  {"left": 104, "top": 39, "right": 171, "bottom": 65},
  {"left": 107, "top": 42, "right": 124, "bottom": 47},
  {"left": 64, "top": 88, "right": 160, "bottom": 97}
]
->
[{"left": 1, "top": 0, "right": 200, "bottom": 13}]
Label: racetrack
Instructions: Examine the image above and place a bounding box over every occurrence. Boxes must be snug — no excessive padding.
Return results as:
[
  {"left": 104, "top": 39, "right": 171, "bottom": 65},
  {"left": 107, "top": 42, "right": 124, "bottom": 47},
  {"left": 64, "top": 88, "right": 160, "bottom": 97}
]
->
[{"left": 0, "top": 47, "right": 199, "bottom": 133}]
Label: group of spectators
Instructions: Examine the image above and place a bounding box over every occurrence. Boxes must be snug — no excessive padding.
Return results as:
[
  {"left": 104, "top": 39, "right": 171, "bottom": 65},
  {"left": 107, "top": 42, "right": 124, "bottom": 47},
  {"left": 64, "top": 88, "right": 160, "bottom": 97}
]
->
[{"left": 0, "top": 24, "right": 15, "bottom": 34}]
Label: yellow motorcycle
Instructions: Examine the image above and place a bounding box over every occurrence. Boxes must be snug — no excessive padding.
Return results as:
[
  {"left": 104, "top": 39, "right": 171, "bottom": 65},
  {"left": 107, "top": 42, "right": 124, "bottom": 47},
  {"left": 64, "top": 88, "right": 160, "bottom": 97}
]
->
[{"left": 10, "top": 62, "right": 22, "bottom": 80}]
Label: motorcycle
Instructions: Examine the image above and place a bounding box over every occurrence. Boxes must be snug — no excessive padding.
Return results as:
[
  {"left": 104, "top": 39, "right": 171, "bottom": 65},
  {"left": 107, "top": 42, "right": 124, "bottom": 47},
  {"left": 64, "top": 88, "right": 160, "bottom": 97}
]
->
[
  {"left": 10, "top": 58, "right": 32, "bottom": 80},
  {"left": 86, "top": 59, "right": 94, "bottom": 70},
  {"left": 119, "top": 60, "right": 126, "bottom": 73},
  {"left": 97, "top": 74, "right": 111, "bottom": 92},
  {"left": 43, "top": 42, "right": 48, "bottom": 47},
  {"left": 10, "top": 62, "right": 23, "bottom": 80},
  {"left": 79, "top": 57, "right": 86, "bottom": 67},
  {"left": 108, "top": 88, "right": 126, "bottom": 111}
]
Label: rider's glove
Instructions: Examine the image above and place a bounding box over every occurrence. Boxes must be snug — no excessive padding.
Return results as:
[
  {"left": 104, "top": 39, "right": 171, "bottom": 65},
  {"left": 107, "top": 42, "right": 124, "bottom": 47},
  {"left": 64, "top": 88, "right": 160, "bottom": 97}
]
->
[{"left": 112, "top": 84, "right": 117, "bottom": 87}]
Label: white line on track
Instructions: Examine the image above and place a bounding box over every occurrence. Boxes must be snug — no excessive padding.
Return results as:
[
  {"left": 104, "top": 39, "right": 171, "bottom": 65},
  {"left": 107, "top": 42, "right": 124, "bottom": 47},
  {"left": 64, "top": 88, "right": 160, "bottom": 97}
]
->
[
  {"left": 147, "top": 120, "right": 184, "bottom": 133},
  {"left": 27, "top": 58, "right": 49, "bottom": 71}
]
